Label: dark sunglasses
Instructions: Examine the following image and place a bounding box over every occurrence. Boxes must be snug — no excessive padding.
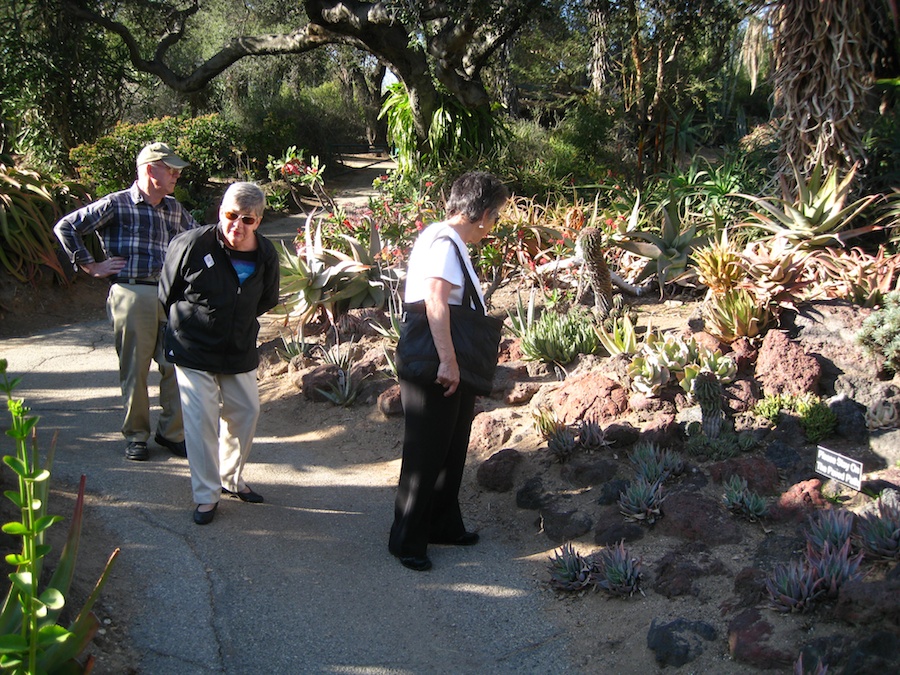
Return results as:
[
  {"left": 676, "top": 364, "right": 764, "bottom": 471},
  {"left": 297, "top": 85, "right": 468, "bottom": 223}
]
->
[{"left": 223, "top": 211, "right": 258, "bottom": 225}]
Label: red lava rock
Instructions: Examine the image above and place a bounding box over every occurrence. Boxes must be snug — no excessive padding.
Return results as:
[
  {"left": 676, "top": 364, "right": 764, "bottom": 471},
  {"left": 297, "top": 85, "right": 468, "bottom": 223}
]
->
[
  {"left": 727, "top": 609, "right": 794, "bottom": 668},
  {"left": 708, "top": 456, "right": 780, "bottom": 495},
  {"left": 769, "top": 479, "right": 827, "bottom": 523},
  {"left": 755, "top": 330, "right": 821, "bottom": 397}
]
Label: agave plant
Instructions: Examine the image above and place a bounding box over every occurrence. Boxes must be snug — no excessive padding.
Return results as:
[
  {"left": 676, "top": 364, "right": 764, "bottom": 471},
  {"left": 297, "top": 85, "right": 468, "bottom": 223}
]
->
[
  {"left": 277, "top": 213, "right": 391, "bottom": 330},
  {"left": 547, "top": 543, "right": 594, "bottom": 592},
  {"left": 0, "top": 162, "right": 82, "bottom": 284},
  {"left": 532, "top": 406, "right": 567, "bottom": 441},
  {"left": 765, "top": 559, "right": 824, "bottom": 613},
  {"left": 722, "top": 475, "right": 769, "bottom": 521},
  {"left": 592, "top": 541, "right": 643, "bottom": 597},
  {"left": 628, "top": 442, "right": 671, "bottom": 485},
  {"left": 734, "top": 160, "right": 880, "bottom": 251}
]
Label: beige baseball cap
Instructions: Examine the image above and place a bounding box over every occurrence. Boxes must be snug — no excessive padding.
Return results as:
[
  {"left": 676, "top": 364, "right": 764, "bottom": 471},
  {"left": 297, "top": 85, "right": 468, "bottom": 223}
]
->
[{"left": 136, "top": 142, "right": 189, "bottom": 169}]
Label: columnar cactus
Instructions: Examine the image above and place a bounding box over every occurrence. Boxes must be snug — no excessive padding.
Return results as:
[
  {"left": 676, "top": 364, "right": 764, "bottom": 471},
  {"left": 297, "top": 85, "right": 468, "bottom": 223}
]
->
[{"left": 692, "top": 371, "right": 725, "bottom": 439}]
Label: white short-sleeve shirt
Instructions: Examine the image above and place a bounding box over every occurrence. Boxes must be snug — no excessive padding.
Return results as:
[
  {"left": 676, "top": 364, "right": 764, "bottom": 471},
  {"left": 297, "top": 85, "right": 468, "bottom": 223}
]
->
[{"left": 404, "top": 221, "right": 485, "bottom": 311}]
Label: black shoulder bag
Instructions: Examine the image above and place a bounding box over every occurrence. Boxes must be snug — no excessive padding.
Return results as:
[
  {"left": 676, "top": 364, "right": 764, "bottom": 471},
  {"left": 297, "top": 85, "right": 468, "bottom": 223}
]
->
[{"left": 394, "top": 241, "right": 503, "bottom": 395}]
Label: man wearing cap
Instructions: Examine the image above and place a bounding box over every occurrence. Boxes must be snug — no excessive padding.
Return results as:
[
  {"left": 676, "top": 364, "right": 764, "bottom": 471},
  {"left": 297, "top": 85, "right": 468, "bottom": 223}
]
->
[{"left": 55, "top": 142, "right": 200, "bottom": 461}]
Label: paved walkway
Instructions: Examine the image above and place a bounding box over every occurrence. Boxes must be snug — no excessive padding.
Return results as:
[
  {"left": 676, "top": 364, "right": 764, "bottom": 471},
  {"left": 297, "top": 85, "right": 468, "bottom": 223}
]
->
[{"left": 0, "top": 158, "right": 579, "bottom": 673}]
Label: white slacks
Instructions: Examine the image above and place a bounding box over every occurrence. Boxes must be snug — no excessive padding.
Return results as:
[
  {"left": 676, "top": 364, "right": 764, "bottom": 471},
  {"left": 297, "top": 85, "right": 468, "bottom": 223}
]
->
[{"left": 174, "top": 366, "right": 260, "bottom": 505}]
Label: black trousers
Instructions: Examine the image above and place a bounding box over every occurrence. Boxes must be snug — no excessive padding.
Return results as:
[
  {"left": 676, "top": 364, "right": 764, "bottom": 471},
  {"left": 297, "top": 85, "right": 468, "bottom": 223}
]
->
[{"left": 389, "top": 378, "right": 477, "bottom": 558}]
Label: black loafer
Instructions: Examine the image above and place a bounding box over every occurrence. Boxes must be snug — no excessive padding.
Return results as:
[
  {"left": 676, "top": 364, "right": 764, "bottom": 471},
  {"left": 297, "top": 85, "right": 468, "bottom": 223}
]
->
[
  {"left": 193, "top": 503, "right": 218, "bottom": 525},
  {"left": 431, "top": 531, "right": 480, "bottom": 546},
  {"left": 154, "top": 433, "right": 187, "bottom": 457},
  {"left": 222, "top": 486, "right": 264, "bottom": 503},
  {"left": 399, "top": 555, "right": 432, "bottom": 571},
  {"left": 124, "top": 441, "right": 149, "bottom": 461}
]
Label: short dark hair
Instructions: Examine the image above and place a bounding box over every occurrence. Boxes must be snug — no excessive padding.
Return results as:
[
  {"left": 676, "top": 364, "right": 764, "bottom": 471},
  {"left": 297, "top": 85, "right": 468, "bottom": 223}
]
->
[{"left": 445, "top": 172, "right": 509, "bottom": 223}]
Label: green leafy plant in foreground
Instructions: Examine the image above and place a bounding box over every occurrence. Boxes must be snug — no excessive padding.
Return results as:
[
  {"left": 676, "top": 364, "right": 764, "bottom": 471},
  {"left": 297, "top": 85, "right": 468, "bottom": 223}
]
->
[{"left": 0, "top": 359, "right": 119, "bottom": 673}]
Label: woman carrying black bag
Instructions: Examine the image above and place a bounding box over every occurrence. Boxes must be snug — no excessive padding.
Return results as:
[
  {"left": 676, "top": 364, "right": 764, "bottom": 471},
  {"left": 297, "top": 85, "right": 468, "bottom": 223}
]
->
[{"left": 388, "top": 171, "right": 509, "bottom": 572}]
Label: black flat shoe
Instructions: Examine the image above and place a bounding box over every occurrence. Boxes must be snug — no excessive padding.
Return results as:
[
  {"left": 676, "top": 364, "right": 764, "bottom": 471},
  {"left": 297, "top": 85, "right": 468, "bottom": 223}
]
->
[
  {"left": 399, "top": 555, "right": 432, "bottom": 571},
  {"left": 124, "top": 441, "right": 149, "bottom": 461},
  {"left": 154, "top": 433, "right": 187, "bottom": 457},
  {"left": 222, "top": 486, "right": 264, "bottom": 503},
  {"left": 431, "top": 531, "right": 480, "bottom": 546},
  {"left": 193, "top": 503, "right": 218, "bottom": 525}
]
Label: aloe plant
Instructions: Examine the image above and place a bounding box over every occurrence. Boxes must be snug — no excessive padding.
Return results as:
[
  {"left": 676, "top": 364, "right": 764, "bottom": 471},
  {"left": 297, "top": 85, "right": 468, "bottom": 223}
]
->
[
  {"left": 0, "top": 162, "right": 86, "bottom": 284},
  {"left": 611, "top": 190, "right": 708, "bottom": 297},
  {"left": 702, "top": 287, "right": 773, "bottom": 343},
  {"left": 277, "top": 212, "right": 391, "bottom": 329},
  {"left": 0, "top": 359, "right": 119, "bottom": 673},
  {"left": 547, "top": 543, "right": 594, "bottom": 592},
  {"left": 735, "top": 160, "right": 880, "bottom": 250},
  {"left": 592, "top": 540, "right": 643, "bottom": 597},
  {"left": 594, "top": 313, "right": 640, "bottom": 356}
]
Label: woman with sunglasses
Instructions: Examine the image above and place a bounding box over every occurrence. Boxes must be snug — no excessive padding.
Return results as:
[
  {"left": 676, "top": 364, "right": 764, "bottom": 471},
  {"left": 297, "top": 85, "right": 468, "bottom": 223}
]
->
[{"left": 159, "top": 182, "right": 280, "bottom": 524}]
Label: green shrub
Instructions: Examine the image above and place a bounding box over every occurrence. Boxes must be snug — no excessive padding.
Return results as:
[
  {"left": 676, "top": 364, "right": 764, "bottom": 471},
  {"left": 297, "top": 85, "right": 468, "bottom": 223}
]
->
[{"left": 69, "top": 115, "right": 241, "bottom": 197}]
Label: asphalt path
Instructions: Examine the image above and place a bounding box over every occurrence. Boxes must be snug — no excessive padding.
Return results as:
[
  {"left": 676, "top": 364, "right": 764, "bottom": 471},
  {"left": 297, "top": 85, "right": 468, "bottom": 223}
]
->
[{"left": 1, "top": 315, "right": 578, "bottom": 673}]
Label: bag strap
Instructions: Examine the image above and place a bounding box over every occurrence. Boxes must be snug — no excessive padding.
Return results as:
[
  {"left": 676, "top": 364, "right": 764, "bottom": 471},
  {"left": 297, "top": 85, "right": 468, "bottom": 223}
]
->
[{"left": 443, "top": 236, "right": 486, "bottom": 315}]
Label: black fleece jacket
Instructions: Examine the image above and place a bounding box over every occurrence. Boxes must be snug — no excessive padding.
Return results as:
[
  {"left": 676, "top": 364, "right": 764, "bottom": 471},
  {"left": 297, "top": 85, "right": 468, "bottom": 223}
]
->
[{"left": 159, "top": 224, "right": 279, "bottom": 374}]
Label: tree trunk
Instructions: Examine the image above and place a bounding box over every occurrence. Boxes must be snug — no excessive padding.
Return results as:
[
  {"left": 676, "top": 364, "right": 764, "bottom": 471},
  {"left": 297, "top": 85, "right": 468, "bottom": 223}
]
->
[{"left": 587, "top": 0, "right": 611, "bottom": 97}]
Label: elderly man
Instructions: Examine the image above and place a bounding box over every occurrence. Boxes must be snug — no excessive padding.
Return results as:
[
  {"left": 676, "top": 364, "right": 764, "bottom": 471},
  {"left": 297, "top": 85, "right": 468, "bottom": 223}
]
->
[{"left": 54, "top": 142, "right": 199, "bottom": 461}]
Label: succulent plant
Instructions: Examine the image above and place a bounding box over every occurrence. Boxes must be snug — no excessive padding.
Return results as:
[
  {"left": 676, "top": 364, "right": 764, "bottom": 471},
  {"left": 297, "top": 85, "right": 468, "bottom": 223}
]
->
[
  {"left": 854, "top": 498, "right": 900, "bottom": 560},
  {"left": 548, "top": 542, "right": 594, "bottom": 592},
  {"left": 532, "top": 406, "right": 567, "bottom": 441},
  {"left": 805, "top": 539, "right": 864, "bottom": 598},
  {"left": 595, "top": 313, "right": 640, "bottom": 356},
  {"left": 695, "top": 348, "right": 738, "bottom": 383},
  {"left": 754, "top": 393, "right": 788, "bottom": 425},
  {"left": 577, "top": 415, "right": 611, "bottom": 452},
  {"left": 765, "top": 559, "right": 824, "bottom": 613},
  {"left": 703, "top": 287, "right": 773, "bottom": 343},
  {"left": 793, "top": 653, "right": 829, "bottom": 675},
  {"left": 865, "top": 399, "right": 900, "bottom": 430},
  {"left": 592, "top": 541, "right": 643, "bottom": 597},
  {"left": 692, "top": 233, "right": 745, "bottom": 297},
  {"left": 629, "top": 448, "right": 666, "bottom": 485},
  {"left": 628, "top": 354, "right": 671, "bottom": 397},
  {"left": 806, "top": 508, "right": 854, "bottom": 551},
  {"left": 547, "top": 426, "right": 579, "bottom": 464},
  {"left": 628, "top": 441, "right": 682, "bottom": 484},
  {"left": 644, "top": 332, "right": 698, "bottom": 372},
  {"left": 857, "top": 290, "right": 900, "bottom": 372},
  {"left": 692, "top": 371, "right": 725, "bottom": 439},
  {"left": 618, "top": 476, "right": 665, "bottom": 524},
  {"left": 795, "top": 396, "right": 837, "bottom": 443},
  {"left": 722, "top": 475, "right": 769, "bottom": 521}
]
